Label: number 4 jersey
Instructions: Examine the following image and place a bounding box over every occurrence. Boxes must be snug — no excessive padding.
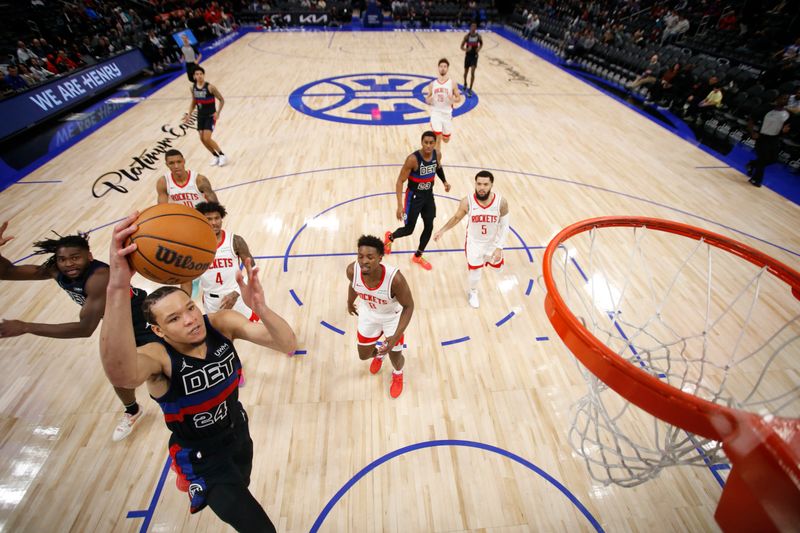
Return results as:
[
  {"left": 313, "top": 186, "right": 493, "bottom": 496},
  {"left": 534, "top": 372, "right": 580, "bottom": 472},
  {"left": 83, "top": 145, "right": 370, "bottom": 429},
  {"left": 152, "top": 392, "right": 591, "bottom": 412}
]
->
[{"left": 198, "top": 230, "right": 256, "bottom": 318}]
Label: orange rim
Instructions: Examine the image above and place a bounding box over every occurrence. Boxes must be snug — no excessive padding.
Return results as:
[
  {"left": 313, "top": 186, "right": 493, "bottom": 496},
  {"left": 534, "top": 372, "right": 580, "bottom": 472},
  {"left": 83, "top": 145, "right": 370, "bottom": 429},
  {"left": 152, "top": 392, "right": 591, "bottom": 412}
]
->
[{"left": 541, "top": 216, "right": 800, "bottom": 489}]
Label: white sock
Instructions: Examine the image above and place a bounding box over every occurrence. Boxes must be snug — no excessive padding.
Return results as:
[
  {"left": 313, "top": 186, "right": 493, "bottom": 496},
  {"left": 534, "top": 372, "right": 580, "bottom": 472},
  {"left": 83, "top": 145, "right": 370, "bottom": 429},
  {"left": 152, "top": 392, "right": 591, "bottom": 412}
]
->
[
  {"left": 393, "top": 369, "right": 403, "bottom": 375},
  {"left": 375, "top": 352, "right": 385, "bottom": 360},
  {"left": 468, "top": 269, "right": 482, "bottom": 291}
]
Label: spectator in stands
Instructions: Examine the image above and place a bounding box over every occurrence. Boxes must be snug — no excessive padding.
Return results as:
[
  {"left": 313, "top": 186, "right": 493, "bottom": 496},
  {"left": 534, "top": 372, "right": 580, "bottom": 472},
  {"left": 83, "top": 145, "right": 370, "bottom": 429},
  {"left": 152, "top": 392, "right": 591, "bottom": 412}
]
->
[
  {"left": 4, "top": 65, "right": 29, "bottom": 92},
  {"left": 16, "top": 63, "right": 41, "bottom": 86},
  {"left": 54, "top": 49, "right": 78, "bottom": 73},
  {"left": 28, "top": 57, "right": 53, "bottom": 80},
  {"left": 39, "top": 38, "right": 55, "bottom": 58},
  {"left": 662, "top": 15, "right": 689, "bottom": 45},
  {"left": 788, "top": 87, "right": 800, "bottom": 114},
  {"left": 718, "top": 9, "right": 737, "bottom": 31},
  {"left": 523, "top": 13, "right": 539, "bottom": 39},
  {"left": 16, "top": 41, "right": 38, "bottom": 65},
  {"left": 627, "top": 54, "right": 661, "bottom": 92},
  {"left": 29, "top": 38, "right": 46, "bottom": 60},
  {"left": 649, "top": 62, "right": 681, "bottom": 107},
  {"left": 747, "top": 94, "right": 791, "bottom": 187},
  {"left": 684, "top": 75, "right": 719, "bottom": 117}
]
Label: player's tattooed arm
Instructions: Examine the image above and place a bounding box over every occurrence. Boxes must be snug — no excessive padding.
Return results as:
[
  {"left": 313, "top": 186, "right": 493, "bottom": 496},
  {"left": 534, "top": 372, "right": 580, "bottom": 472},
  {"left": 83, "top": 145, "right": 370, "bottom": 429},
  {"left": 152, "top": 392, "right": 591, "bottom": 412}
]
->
[
  {"left": 233, "top": 235, "right": 254, "bottom": 266},
  {"left": 196, "top": 175, "right": 219, "bottom": 203},
  {"left": 209, "top": 84, "right": 224, "bottom": 117},
  {"left": 183, "top": 86, "right": 197, "bottom": 124}
]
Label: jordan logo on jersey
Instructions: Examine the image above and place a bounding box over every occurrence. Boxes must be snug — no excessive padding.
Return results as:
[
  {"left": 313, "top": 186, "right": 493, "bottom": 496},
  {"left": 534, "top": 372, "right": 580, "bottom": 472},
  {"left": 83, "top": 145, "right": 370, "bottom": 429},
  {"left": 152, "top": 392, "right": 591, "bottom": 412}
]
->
[{"left": 180, "top": 360, "right": 193, "bottom": 372}]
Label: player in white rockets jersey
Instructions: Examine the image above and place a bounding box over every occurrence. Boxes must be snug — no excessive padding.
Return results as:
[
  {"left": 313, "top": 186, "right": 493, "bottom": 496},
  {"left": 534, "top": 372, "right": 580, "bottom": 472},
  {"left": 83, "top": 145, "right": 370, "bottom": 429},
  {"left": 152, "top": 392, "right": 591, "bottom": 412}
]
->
[
  {"left": 156, "top": 149, "right": 218, "bottom": 207},
  {"left": 346, "top": 235, "right": 414, "bottom": 398},
  {"left": 434, "top": 170, "right": 510, "bottom": 309},
  {"left": 423, "top": 58, "right": 462, "bottom": 154},
  {"left": 181, "top": 202, "right": 257, "bottom": 321}
]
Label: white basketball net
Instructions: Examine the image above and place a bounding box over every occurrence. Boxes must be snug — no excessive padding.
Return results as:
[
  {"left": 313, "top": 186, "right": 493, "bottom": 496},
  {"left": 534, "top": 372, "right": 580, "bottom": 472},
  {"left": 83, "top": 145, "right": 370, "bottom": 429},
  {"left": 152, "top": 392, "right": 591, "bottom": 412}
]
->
[{"left": 551, "top": 225, "right": 800, "bottom": 487}]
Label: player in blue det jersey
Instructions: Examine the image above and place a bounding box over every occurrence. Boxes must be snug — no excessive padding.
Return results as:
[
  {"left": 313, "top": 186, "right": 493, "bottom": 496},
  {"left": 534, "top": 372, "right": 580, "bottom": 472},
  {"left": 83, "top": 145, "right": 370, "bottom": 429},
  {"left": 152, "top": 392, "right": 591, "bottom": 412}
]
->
[
  {"left": 100, "top": 212, "right": 296, "bottom": 533},
  {"left": 0, "top": 222, "right": 156, "bottom": 442},
  {"left": 383, "top": 131, "right": 451, "bottom": 271}
]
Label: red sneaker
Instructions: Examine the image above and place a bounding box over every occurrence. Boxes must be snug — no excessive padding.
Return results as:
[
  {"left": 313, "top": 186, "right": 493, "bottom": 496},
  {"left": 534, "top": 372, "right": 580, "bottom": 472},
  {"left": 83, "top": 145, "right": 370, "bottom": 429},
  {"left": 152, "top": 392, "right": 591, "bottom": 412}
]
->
[
  {"left": 369, "top": 355, "right": 383, "bottom": 374},
  {"left": 383, "top": 231, "right": 393, "bottom": 255},
  {"left": 390, "top": 372, "right": 404, "bottom": 398},
  {"left": 411, "top": 254, "right": 432, "bottom": 270},
  {"left": 171, "top": 463, "right": 189, "bottom": 492}
]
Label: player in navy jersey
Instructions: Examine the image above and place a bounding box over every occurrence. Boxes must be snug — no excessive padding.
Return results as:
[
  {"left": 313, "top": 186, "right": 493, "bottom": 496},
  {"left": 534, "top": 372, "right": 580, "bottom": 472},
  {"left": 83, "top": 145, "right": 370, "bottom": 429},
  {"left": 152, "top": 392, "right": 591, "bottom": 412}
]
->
[
  {"left": 0, "top": 222, "right": 157, "bottom": 441},
  {"left": 460, "top": 23, "right": 483, "bottom": 97},
  {"left": 183, "top": 66, "right": 228, "bottom": 167},
  {"left": 383, "top": 131, "right": 451, "bottom": 271},
  {"left": 100, "top": 212, "right": 297, "bottom": 533}
]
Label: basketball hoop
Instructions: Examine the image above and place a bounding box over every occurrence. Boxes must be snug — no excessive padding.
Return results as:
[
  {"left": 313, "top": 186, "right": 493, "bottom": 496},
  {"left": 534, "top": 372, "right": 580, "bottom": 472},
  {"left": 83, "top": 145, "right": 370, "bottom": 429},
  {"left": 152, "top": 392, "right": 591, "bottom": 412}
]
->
[{"left": 542, "top": 216, "right": 800, "bottom": 532}]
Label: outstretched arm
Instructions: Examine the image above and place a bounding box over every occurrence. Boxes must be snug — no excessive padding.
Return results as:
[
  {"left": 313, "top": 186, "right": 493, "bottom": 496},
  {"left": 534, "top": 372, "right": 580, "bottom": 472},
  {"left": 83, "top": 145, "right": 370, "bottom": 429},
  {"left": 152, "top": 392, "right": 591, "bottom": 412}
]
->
[
  {"left": 212, "top": 258, "right": 297, "bottom": 354},
  {"left": 0, "top": 221, "right": 54, "bottom": 281},
  {"left": 433, "top": 196, "right": 469, "bottom": 241},
  {"left": 99, "top": 213, "right": 165, "bottom": 388},
  {"left": 380, "top": 272, "right": 414, "bottom": 354},
  {"left": 1, "top": 267, "right": 108, "bottom": 339}
]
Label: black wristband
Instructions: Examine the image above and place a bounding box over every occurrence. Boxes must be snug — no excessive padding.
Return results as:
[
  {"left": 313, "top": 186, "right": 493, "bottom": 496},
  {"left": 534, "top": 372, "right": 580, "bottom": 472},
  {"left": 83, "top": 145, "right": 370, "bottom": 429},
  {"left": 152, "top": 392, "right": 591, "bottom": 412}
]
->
[{"left": 436, "top": 166, "right": 447, "bottom": 183}]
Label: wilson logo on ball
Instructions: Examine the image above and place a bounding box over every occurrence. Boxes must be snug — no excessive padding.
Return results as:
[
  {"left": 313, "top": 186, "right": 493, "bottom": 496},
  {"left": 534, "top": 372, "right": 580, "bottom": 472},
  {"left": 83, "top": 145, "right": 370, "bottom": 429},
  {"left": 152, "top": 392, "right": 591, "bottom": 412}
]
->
[{"left": 155, "top": 245, "right": 212, "bottom": 271}]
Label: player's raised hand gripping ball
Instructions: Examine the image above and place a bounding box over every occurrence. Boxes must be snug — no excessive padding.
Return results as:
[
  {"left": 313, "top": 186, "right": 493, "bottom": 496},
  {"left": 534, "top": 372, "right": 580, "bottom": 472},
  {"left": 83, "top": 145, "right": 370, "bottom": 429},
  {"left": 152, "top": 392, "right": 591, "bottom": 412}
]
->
[{"left": 124, "top": 204, "right": 216, "bottom": 284}]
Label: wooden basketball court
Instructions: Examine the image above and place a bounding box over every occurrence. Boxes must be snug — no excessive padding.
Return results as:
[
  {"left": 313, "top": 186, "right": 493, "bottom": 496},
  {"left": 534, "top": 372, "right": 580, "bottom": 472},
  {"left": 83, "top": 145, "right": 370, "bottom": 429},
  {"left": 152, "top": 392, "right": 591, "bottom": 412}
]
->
[{"left": 1, "top": 29, "right": 798, "bottom": 532}]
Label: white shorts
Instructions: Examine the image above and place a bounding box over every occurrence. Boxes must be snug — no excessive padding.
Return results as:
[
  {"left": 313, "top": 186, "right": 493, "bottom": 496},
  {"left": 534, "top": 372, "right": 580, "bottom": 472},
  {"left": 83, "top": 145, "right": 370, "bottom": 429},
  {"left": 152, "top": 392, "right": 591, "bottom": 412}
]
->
[
  {"left": 203, "top": 291, "right": 259, "bottom": 321},
  {"left": 357, "top": 310, "right": 404, "bottom": 351},
  {"left": 466, "top": 240, "right": 504, "bottom": 270},
  {"left": 429, "top": 111, "right": 453, "bottom": 138}
]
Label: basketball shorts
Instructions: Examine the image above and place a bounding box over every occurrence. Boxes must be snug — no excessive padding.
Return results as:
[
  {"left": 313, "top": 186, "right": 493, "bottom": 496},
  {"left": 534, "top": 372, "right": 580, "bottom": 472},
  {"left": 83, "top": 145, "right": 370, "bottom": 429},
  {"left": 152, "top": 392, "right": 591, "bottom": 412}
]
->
[
  {"left": 196, "top": 114, "right": 216, "bottom": 132},
  {"left": 466, "top": 239, "right": 504, "bottom": 270},
  {"left": 429, "top": 111, "right": 453, "bottom": 138},
  {"left": 403, "top": 190, "right": 436, "bottom": 226},
  {"left": 169, "top": 404, "right": 253, "bottom": 514},
  {"left": 357, "top": 310, "right": 404, "bottom": 351},
  {"left": 204, "top": 291, "right": 259, "bottom": 322},
  {"left": 465, "top": 52, "right": 478, "bottom": 69}
]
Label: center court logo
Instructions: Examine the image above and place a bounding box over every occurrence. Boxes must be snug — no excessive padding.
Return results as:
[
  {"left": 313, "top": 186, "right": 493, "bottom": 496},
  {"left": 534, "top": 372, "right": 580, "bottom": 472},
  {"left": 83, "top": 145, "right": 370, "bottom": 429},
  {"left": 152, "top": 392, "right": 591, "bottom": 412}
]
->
[{"left": 288, "top": 73, "right": 478, "bottom": 126}]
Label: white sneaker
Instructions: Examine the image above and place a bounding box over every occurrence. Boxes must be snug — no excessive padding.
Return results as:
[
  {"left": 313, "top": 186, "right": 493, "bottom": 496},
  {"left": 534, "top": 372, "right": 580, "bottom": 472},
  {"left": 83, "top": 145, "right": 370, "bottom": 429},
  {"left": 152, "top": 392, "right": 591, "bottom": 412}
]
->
[
  {"left": 468, "top": 290, "right": 479, "bottom": 308},
  {"left": 112, "top": 408, "right": 144, "bottom": 442},
  {"left": 217, "top": 154, "right": 228, "bottom": 167},
  {"left": 210, "top": 156, "right": 219, "bottom": 166}
]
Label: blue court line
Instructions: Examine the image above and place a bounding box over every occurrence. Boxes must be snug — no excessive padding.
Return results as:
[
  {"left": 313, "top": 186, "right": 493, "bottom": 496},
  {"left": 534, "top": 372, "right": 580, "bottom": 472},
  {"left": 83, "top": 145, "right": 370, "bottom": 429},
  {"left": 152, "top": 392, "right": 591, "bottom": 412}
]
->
[
  {"left": 125, "top": 455, "right": 172, "bottom": 532},
  {"left": 441, "top": 336, "right": 470, "bottom": 346},
  {"left": 495, "top": 311, "right": 515, "bottom": 327},
  {"left": 535, "top": 336, "right": 549, "bottom": 341},
  {"left": 695, "top": 166, "right": 730, "bottom": 169},
  {"left": 293, "top": 349, "right": 308, "bottom": 355},
  {"left": 525, "top": 278, "right": 534, "bottom": 296},
  {"left": 320, "top": 320, "right": 345, "bottom": 335},
  {"left": 309, "top": 439, "right": 604, "bottom": 533},
  {"left": 11, "top": 180, "right": 62, "bottom": 184},
  {"left": 255, "top": 245, "right": 535, "bottom": 261},
  {"left": 219, "top": 162, "right": 800, "bottom": 261},
  {"left": 281, "top": 190, "right": 537, "bottom": 273},
  {"left": 289, "top": 289, "right": 303, "bottom": 306},
  {"left": 710, "top": 463, "right": 731, "bottom": 472}
]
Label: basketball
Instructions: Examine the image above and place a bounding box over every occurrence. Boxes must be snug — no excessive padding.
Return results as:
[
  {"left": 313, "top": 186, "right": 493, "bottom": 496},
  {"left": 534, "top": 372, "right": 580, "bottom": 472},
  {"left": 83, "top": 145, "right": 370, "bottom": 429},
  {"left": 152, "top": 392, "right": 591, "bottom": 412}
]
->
[{"left": 125, "top": 204, "right": 217, "bottom": 285}]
